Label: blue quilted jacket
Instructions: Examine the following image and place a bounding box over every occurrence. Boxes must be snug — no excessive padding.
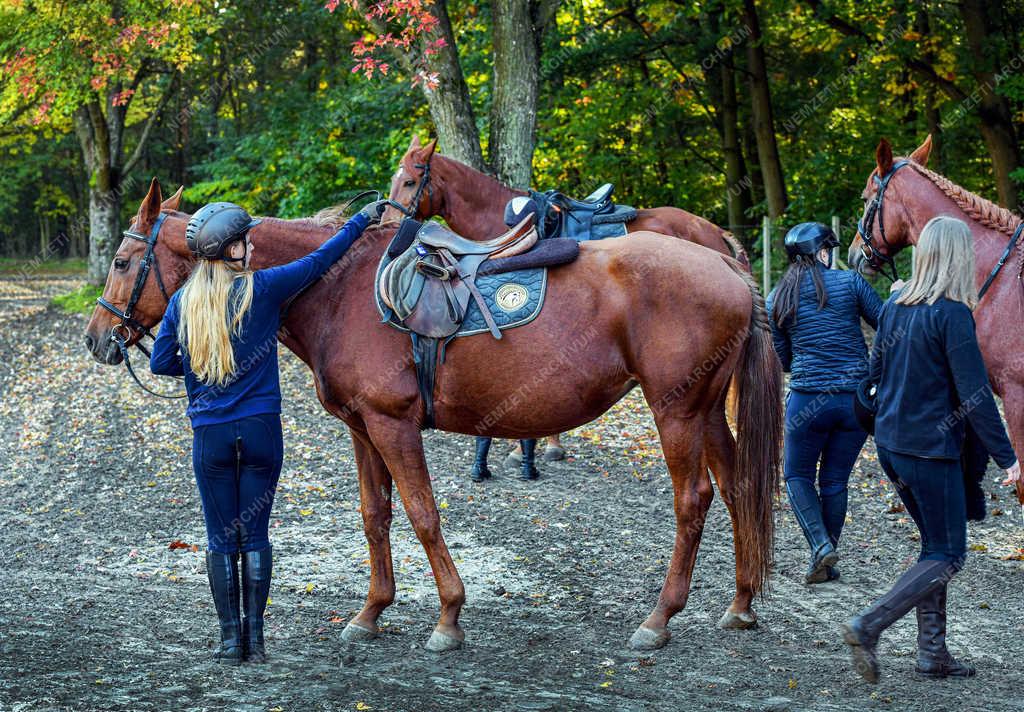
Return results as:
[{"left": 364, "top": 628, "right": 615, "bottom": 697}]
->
[{"left": 766, "top": 264, "right": 883, "bottom": 393}]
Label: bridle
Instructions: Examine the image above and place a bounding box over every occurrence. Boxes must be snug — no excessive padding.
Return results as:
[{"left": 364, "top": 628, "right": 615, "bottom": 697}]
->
[
  {"left": 856, "top": 159, "right": 910, "bottom": 283},
  {"left": 96, "top": 212, "right": 186, "bottom": 398},
  {"left": 388, "top": 155, "right": 438, "bottom": 219}
]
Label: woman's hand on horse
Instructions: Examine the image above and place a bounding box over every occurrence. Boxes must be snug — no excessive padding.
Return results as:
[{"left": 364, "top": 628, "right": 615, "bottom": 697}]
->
[
  {"left": 1001, "top": 459, "right": 1021, "bottom": 486},
  {"left": 359, "top": 199, "right": 389, "bottom": 225}
]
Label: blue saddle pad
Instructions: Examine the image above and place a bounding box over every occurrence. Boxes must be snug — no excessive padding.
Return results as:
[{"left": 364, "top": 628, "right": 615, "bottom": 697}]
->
[{"left": 375, "top": 252, "right": 548, "bottom": 339}]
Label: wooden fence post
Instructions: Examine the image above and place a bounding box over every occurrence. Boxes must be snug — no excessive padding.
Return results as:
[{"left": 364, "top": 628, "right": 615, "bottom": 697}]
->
[{"left": 762, "top": 216, "right": 771, "bottom": 295}]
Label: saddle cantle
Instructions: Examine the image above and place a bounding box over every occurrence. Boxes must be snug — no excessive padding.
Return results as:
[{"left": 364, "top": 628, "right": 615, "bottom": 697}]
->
[{"left": 375, "top": 217, "right": 579, "bottom": 429}]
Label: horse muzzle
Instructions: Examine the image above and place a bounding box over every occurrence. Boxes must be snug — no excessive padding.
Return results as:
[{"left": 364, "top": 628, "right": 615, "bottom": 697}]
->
[{"left": 84, "top": 329, "right": 124, "bottom": 365}]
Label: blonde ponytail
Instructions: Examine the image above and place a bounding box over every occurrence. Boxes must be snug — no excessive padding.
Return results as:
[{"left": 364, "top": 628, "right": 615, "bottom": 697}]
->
[{"left": 177, "top": 261, "right": 254, "bottom": 386}]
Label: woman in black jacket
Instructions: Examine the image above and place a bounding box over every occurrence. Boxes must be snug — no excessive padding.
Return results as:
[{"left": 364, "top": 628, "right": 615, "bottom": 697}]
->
[{"left": 843, "top": 216, "right": 1020, "bottom": 683}]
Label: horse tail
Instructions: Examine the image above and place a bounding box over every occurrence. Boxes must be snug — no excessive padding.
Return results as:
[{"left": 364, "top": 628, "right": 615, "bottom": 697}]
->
[
  {"left": 721, "top": 231, "right": 751, "bottom": 270},
  {"left": 725, "top": 259, "right": 782, "bottom": 593}
]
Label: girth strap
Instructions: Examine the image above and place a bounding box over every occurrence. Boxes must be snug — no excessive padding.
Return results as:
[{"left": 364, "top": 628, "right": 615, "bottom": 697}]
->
[{"left": 411, "top": 334, "right": 439, "bottom": 430}]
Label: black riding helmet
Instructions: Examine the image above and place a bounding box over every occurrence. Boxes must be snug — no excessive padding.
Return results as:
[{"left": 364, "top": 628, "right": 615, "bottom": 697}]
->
[
  {"left": 186, "top": 202, "right": 262, "bottom": 261},
  {"left": 784, "top": 222, "right": 839, "bottom": 260}
]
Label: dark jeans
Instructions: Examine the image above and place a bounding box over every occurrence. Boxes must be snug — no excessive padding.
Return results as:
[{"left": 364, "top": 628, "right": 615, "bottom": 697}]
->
[
  {"left": 877, "top": 446, "right": 967, "bottom": 568},
  {"left": 192, "top": 413, "right": 283, "bottom": 554},
  {"left": 784, "top": 390, "right": 868, "bottom": 546}
]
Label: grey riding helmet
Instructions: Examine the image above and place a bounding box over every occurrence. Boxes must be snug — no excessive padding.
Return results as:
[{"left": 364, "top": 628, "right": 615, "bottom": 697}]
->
[
  {"left": 185, "top": 202, "right": 262, "bottom": 261},
  {"left": 784, "top": 222, "right": 839, "bottom": 260}
]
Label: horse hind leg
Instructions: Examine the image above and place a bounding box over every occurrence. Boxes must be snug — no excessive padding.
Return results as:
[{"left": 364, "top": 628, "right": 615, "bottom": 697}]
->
[
  {"left": 342, "top": 432, "right": 397, "bottom": 642},
  {"left": 704, "top": 398, "right": 758, "bottom": 630},
  {"left": 630, "top": 413, "right": 712, "bottom": 651}
]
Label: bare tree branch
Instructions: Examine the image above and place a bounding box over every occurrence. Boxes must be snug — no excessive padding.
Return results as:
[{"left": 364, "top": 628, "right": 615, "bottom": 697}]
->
[{"left": 122, "top": 74, "right": 179, "bottom": 177}]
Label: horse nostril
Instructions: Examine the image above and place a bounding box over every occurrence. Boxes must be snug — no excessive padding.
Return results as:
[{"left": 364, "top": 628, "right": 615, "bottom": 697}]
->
[{"left": 85, "top": 334, "right": 96, "bottom": 352}]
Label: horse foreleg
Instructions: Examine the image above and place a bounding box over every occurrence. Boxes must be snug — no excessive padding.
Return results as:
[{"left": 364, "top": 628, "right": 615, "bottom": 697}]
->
[
  {"left": 342, "top": 431, "right": 396, "bottom": 642},
  {"left": 999, "top": 383, "right": 1024, "bottom": 504},
  {"left": 366, "top": 417, "right": 466, "bottom": 652},
  {"left": 704, "top": 403, "right": 758, "bottom": 630},
  {"left": 630, "top": 415, "right": 712, "bottom": 650}
]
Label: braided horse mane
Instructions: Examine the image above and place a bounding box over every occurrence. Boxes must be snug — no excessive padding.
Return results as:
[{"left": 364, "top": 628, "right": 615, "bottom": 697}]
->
[{"left": 905, "top": 160, "right": 1023, "bottom": 237}]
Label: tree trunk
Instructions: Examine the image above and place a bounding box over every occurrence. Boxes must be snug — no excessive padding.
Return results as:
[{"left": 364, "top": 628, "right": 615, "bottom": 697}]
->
[
  {"left": 421, "top": 0, "right": 486, "bottom": 171},
  {"left": 742, "top": 0, "right": 787, "bottom": 218},
  {"left": 488, "top": 0, "right": 541, "bottom": 188},
  {"left": 959, "top": 0, "right": 1021, "bottom": 210},
  {"left": 720, "top": 56, "right": 752, "bottom": 238},
  {"left": 87, "top": 188, "right": 121, "bottom": 283}
]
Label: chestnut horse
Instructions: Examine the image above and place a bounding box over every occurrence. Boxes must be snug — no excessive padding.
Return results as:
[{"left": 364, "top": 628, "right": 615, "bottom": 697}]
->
[
  {"left": 850, "top": 136, "right": 1024, "bottom": 503},
  {"left": 385, "top": 135, "right": 749, "bottom": 266},
  {"left": 85, "top": 179, "right": 781, "bottom": 652}
]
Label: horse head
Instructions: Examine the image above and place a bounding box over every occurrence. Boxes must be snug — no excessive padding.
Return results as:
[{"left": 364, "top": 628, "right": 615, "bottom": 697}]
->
[
  {"left": 384, "top": 134, "right": 439, "bottom": 224},
  {"left": 84, "top": 178, "right": 194, "bottom": 364},
  {"left": 848, "top": 136, "right": 933, "bottom": 278}
]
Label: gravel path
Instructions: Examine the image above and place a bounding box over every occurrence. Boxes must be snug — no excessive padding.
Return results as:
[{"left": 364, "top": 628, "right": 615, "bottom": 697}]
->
[{"left": 1, "top": 275, "right": 1021, "bottom": 712}]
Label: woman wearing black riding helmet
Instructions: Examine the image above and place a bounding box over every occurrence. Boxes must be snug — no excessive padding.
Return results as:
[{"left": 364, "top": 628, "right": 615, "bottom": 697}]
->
[
  {"left": 767, "top": 222, "right": 883, "bottom": 584},
  {"left": 150, "top": 198, "right": 387, "bottom": 664}
]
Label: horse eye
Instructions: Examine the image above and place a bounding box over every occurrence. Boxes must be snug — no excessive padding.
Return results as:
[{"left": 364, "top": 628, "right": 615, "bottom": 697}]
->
[
  {"left": 114, "top": 258, "right": 129, "bottom": 271},
  {"left": 404, "top": 180, "right": 416, "bottom": 187}
]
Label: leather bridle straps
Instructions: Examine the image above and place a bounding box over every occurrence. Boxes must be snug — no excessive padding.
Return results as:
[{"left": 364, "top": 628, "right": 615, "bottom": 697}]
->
[
  {"left": 389, "top": 157, "right": 436, "bottom": 218},
  {"left": 96, "top": 212, "right": 171, "bottom": 339},
  {"left": 978, "top": 222, "right": 1024, "bottom": 300},
  {"left": 96, "top": 212, "right": 186, "bottom": 399},
  {"left": 856, "top": 159, "right": 910, "bottom": 283}
]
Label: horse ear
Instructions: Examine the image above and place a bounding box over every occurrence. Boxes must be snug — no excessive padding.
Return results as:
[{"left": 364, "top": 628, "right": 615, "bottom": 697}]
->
[
  {"left": 909, "top": 134, "right": 933, "bottom": 167},
  {"left": 161, "top": 185, "right": 184, "bottom": 212},
  {"left": 422, "top": 138, "right": 437, "bottom": 160},
  {"left": 137, "top": 177, "right": 163, "bottom": 225},
  {"left": 875, "top": 139, "right": 894, "bottom": 176},
  {"left": 409, "top": 134, "right": 421, "bottom": 152}
]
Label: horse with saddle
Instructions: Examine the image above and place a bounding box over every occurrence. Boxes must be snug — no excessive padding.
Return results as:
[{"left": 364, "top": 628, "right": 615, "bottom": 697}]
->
[{"left": 377, "top": 184, "right": 635, "bottom": 478}]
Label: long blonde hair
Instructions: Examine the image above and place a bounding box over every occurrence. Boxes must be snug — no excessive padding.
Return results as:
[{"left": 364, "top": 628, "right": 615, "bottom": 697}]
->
[
  {"left": 177, "top": 260, "right": 254, "bottom": 386},
  {"left": 895, "top": 215, "right": 977, "bottom": 309}
]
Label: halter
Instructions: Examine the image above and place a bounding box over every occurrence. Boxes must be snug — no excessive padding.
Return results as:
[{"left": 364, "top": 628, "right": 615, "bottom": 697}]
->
[
  {"left": 388, "top": 155, "right": 437, "bottom": 219},
  {"left": 96, "top": 212, "right": 186, "bottom": 399},
  {"left": 856, "top": 159, "right": 910, "bottom": 282}
]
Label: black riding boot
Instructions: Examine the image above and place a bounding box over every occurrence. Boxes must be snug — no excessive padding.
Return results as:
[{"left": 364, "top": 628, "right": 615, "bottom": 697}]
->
[
  {"left": 842, "top": 559, "right": 951, "bottom": 683},
  {"left": 241, "top": 547, "right": 273, "bottom": 663},
  {"left": 785, "top": 479, "right": 837, "bottom": 583},
  {"left": 206, "top": 551, "right": 243, "bottom": 665},
  {"left": 470, "top": 437, "right": 493, "bottom": 482},
  {"left": 519, "top": 439, "right": 539, "bottom": 480},
  {"left": 915, "top": 585, "right": 976, "bottom": 678}
]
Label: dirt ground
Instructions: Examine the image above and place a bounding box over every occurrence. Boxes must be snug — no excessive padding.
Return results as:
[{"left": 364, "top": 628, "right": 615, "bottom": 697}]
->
[{"left": 1, "top": 274, "right": 1022, "bottom": 712}]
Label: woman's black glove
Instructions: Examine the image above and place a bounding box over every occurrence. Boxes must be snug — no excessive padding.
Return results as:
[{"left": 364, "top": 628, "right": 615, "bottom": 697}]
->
[{"left": 358, "top": 199, "right": 389, "bottom": 225}]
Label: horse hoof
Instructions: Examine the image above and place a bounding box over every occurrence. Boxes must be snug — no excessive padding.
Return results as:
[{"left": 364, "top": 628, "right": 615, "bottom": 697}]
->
[
  {"left": 628, "top": 625, "right": 670, "bottom": 650},
  {"left": 341, "top": 621, "right": 378, "bottom": 642},
  {"left": 503, "top": 451, "right": 523, "bottom": 471},
  {"left": 425, "top": 629, "right": 464, "bottom": 652},
  {"left": 543, "top": 445, "right": 566, "bottom": 461},
  {"left": 718, "top": 609, "right": 758, "bottom": 630}
]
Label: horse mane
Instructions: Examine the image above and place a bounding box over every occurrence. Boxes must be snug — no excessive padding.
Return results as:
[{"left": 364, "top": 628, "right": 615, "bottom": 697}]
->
[
  {"left": 434, "top": 154, "right": 525, "bottom": 197},
  {"left": 907, "top": 160, "right": 1023, "bottom": 236}
]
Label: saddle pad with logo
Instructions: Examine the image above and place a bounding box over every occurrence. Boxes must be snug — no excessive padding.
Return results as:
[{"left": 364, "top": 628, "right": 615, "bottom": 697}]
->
[{"left": 374, "top": 252, "right": 548, "bottom": 339}]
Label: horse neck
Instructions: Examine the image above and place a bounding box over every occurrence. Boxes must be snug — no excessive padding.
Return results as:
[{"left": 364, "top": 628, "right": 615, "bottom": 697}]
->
[
  {"left": 248, "top": 217, "right": 338, "bottom": 268},
  {"left": 434, "top": 155, "right": 525, "bottom": 238},
  {"left": 895, "top": 168, "right": 1021, "bottom": 281}
]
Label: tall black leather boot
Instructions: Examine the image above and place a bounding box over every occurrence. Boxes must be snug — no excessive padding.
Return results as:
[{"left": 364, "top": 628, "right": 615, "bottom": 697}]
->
[
  {"left": 842, "top": 559, "right": 952, "bottom": 683},
  {"left": 470, "top": 437, "right": 493, "bottom": 482},
  {"left": 915, "top": 585, "right": 976, "bottom": 678},
  {"left": 241, "top": 547, "right": 273, "bottom": 663},
  {"left": 519, "top": 439, "right": 539, "bottom": 481},
  {"left": 785, "top": 479, "right": 837, "bottom": 583},
  {"left": 206, "top": 551, "right": 243, "bottom": 665}
]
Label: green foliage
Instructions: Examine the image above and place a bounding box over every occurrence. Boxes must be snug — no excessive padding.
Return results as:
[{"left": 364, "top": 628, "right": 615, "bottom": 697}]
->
[{"left": 50, "top": 283, "right": 101, "bottom": 313}]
